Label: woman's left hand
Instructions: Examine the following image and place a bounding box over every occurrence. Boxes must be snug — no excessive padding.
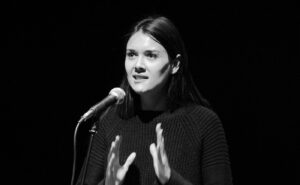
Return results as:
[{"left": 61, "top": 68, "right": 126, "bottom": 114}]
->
[{"left": 150, "top": 123, "right": 171, "bottom": 184}]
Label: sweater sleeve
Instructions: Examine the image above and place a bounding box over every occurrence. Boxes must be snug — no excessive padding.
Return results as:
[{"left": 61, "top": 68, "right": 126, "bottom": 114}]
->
[
  {"left": 200, "top": 112, "right": 233, "bottom": 185},
  {"left": 76, "top": 120, "right": 108, "bottom": 185}
]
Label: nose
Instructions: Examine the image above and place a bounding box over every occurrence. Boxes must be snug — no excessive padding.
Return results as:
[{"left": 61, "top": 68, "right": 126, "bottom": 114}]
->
[{"left": 134, "top": 56, "right": 146, "bottom": 73}]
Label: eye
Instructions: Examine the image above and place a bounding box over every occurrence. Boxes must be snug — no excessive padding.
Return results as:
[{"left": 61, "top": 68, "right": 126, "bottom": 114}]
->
[
  {"left": 145, "top": 52, "right": 158, "bottom": 60},
  {"left": 126, "top": 50, "right": 137, "bottom": 59}
]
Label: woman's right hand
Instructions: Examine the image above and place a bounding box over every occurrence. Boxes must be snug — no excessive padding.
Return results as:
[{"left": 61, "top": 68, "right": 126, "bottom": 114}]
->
[{"left": 105, "top": 135, "right": 136, "bottom": 185}]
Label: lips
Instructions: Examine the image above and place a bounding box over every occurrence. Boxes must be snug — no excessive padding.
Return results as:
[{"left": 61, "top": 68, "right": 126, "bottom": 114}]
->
[{"left": 133, "top": 74, "right": 148, "bottom": 80}]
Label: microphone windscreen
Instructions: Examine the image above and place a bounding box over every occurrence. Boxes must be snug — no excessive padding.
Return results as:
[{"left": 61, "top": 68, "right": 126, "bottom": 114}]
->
[{"left": 109, "top": 87, "right": 126, "bottom": 104}]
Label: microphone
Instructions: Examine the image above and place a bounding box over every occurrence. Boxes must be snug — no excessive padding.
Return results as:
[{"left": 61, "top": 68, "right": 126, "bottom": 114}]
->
[{"left": 78, "top": 87, "right": 125, "bottom": 123}]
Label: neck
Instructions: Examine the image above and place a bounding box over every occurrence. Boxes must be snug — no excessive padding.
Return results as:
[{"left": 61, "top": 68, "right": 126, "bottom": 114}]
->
[{"left": 140, "top": 91, "right": 168, "bottom": 111}]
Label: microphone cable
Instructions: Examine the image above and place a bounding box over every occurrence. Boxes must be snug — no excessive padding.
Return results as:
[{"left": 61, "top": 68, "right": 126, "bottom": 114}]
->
[
  {"left": 70, "top": 87, "right": 125, "bottom": 185},
  {"left": 70, "top": 119, "right": 83, "bottom": 185}
]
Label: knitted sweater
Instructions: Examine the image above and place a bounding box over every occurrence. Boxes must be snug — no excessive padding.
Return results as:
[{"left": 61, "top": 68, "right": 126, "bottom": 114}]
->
[{"left": 78, "top": 104, "right": 233, "bottom": 185}]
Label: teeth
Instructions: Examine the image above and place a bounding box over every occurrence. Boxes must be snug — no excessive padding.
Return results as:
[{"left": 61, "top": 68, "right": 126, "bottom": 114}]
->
[{"left": 134, "top": 75, "right": 147, "bottom": 79}]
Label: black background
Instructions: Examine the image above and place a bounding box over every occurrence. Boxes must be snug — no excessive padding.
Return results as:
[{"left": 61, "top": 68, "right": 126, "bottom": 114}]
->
[{"left": 4, "top": 1, "right": 299, "bottom": 185}]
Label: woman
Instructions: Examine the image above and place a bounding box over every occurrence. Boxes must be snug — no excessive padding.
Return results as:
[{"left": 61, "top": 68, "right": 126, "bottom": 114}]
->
[{"left": 77, "top": 15, "right": 233, "bottom": 185}]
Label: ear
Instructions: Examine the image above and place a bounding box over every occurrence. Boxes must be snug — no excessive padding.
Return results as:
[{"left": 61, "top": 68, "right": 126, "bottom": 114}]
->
[{"left": 171, "top": 54, "right": 181, "bottom": 74}]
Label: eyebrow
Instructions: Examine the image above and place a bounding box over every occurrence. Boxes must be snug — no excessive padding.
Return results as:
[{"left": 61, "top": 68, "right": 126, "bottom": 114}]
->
[
  {"left": 126, "top": 49, "right": 160, "bottom": 53},
  {"left": 144, "top": 50, "right": 160, "bottom": 54},
  {"left": 126, "top": 49, "right": 137, "bottom": 52}
]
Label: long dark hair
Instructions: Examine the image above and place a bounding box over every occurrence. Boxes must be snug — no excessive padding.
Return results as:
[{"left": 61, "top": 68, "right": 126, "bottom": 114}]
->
[{"left": 117, "top": 15, "right": 211, "bottom": 119}]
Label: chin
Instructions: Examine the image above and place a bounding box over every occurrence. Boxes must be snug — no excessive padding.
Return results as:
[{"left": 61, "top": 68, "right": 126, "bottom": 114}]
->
[
  {"left": 131, "top": 86, "right": 149, "bottom": 95},
  {"left": 129, "top": 82, "right": 151, "bottom": 94}
]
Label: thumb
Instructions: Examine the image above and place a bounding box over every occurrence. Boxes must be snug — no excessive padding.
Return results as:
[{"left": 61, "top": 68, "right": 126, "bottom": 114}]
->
[
  {"left": 149, "top": 143, "right": 158, "bottom": 165},
  {"left": 117, "top": 152, "right": 136, "bottom": 180},
  {"left": 123, "top": 152, "right": 136, "bottom": 170}
]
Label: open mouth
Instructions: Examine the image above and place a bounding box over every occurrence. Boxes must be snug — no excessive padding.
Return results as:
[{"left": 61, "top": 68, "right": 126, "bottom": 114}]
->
[{"left": 133, "top": 75, "right": 148, "bottom": 80}]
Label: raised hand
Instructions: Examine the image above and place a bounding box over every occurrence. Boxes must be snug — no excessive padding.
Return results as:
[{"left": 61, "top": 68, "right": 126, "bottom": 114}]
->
[
  {"left": 105, "top": 135, "right": 136, "bottom": 185},
  {"left": 149, "top": 123, "right": 171, "bottom": 184}
]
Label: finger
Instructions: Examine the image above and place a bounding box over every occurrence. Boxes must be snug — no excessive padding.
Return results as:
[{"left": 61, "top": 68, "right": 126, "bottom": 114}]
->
[
  {"left": 107, "top": 141, "right": 116, "bottom": 163},
  {"left": 116, "top": 152, "right": 136, "bottom": 180},
  {"left": 110, "top": 140, "right": 116, "bottom": 153},
  {"left": 118, "top": 152, "right": 136, "bottom": 180},
  {"left": 156, "top": 123, "right": 162, "bottom": 147},
  {"left": 157, "top": 127, "right": 163, "bottom": 149},
  {"left": 112, "top": 135, "right": 119, "bottom": 153},
  {"left": 160, "top": 137, "right": 168, "bottom": 164},
  {"left": 123, "top": 152, "right": 136, "bottom": 170},
  {"left": 150, "top": 143, "right": 158, "bottom": 169},
  {"left": 109, "top": 136, "right": 119, "bottom": 160},
  {"left": 115, "top": 135, "right": 122, "bottom": 159},
  {"left": 157, "top": 129, "right": 164, "bottom": 163},
  {"left": 159, "top": 134, "right": 164, "bottom": 156},
  {"left": 107, "top": 153, "right": 115, "bottom": 177},
  {"left": 156, "top": 123, "right": 161, "bottom": 134},
  {"left": 161, "top": 137, "right": 166, "bottom": 154}
]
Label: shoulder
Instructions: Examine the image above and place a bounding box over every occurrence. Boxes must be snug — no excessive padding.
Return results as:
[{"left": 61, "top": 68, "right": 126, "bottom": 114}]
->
[
  {"left": 182, "top": 104, "right": 220, "bottom": 123},
  {"left": 178, "top": 104, "right": 224, "bottom": 136}
]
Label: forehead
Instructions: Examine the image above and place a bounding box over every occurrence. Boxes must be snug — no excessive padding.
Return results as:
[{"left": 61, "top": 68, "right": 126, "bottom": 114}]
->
[{"left": 126, "top": 31, "right": 166, "bottom": 53}]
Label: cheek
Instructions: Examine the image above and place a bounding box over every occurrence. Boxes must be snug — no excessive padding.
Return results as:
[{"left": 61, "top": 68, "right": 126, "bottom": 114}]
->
[
  {"left": 125, "top": 60, "right": 132, "bottom": 75},
  {"left": 153, "top": 62, "right": 171, "bottom": 81},
  {"left": 159, "top": 62, "right": 171, "bottom": 74}
]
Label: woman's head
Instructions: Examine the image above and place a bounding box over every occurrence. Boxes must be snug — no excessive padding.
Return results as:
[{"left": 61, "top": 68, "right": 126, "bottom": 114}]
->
[
  {"left": 125, "top": 31, "right": 172, "bottom": 97},
  {"left": 125, "top": 30, "right": 175, "bottom": 97},
  {"left": 129, "top": 16, "right": 187, "bottom": 68},
  {"left": 118, "top": 15, "right": 210, "bottom": 118}
]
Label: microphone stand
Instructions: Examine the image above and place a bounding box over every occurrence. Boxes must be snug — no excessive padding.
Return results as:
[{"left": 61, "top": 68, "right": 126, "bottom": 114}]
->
[{"left": 80, "top": 122, "right": 98, "bottom": 185}]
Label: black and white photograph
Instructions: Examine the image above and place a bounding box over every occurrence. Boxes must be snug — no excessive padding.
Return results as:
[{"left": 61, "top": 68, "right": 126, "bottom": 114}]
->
[{"left": 4, "top": 1, "right": 299, "bottom": 185}]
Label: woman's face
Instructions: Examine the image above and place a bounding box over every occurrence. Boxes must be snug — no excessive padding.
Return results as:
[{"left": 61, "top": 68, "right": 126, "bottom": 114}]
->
[{"left": 125, "top": 30, "right": 172, "bottom": 96}]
